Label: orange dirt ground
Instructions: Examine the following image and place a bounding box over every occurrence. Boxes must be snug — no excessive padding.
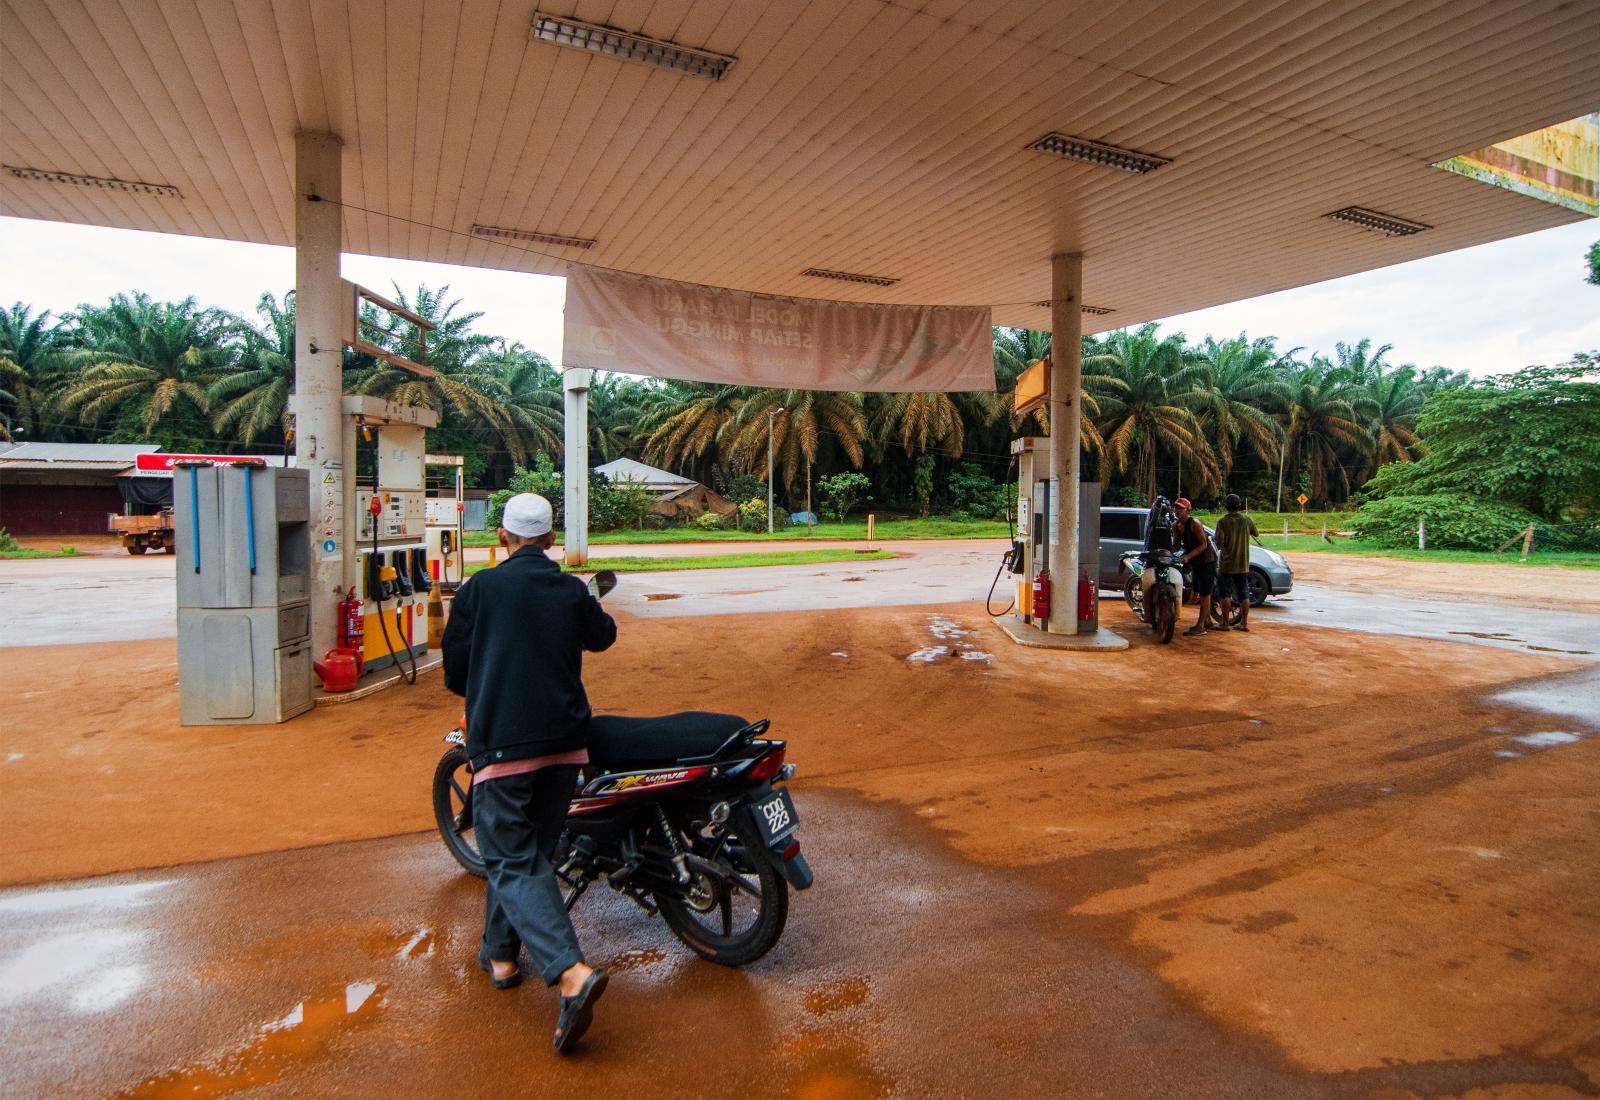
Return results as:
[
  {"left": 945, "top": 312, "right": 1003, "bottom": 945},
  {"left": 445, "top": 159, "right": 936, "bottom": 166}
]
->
[{"left": 3, "top": 600, "right": 1597, "bottom": 1085}]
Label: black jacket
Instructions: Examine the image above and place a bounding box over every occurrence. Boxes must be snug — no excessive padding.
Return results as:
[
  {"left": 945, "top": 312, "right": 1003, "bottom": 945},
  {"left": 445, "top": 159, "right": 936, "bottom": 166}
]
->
[{"left": 442, "top": 546, "right": 617, "bottom": 770}]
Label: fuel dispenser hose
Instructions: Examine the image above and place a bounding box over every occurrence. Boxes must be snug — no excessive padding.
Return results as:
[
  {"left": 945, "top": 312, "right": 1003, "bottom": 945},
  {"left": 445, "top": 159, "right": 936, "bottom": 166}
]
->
[
  {"left": 985, "top": 456, "right": 1020, "bottom": 618},
  {"left": 372, "top": 513, "right": 420, "bottom": 686}
]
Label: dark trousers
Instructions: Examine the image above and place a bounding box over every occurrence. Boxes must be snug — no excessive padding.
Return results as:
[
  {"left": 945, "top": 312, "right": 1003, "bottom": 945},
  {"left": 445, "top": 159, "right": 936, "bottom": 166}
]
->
[{"left": 475, "top": 765, "right": 585, "bottom": 986}]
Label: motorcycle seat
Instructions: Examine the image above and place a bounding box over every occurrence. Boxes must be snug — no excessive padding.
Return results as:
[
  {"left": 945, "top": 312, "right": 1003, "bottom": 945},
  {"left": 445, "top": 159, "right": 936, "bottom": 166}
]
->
[{"left": 587, "top": 711, "right": 752, "bottom": 770}]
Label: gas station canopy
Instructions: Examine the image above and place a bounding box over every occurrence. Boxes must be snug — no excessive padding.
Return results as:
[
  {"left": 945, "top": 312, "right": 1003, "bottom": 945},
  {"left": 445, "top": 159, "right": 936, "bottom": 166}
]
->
[{"left": 2, "top": 0, "right": 1596, "bottom": 329}]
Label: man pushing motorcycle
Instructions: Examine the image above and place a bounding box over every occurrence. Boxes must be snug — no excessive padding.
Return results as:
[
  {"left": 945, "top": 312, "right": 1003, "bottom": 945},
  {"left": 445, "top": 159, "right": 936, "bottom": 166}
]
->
[{"left": 442, "top": 492, "right": 616, "bottom": 1054}]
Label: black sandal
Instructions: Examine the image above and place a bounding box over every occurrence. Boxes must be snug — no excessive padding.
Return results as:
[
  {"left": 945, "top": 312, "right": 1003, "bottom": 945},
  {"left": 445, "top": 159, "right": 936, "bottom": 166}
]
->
[
  {"left": 553, "top": 968, "right": 608, "bottom": 1054},
  {"left": 477, "top": 950, "right": 523, "bottom": 990}
]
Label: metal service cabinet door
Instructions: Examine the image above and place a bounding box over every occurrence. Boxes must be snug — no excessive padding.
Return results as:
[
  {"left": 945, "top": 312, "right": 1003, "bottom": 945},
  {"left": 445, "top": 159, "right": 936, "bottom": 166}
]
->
[{"left": 174, "top": 466, "right": 227, "bottom": 608}]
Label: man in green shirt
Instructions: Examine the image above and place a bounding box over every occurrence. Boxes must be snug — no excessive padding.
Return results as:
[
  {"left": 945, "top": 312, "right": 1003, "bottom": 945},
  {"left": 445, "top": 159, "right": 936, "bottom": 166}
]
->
[{"left": 1214, "top": 494, "right": 1261, "bottom": 632}]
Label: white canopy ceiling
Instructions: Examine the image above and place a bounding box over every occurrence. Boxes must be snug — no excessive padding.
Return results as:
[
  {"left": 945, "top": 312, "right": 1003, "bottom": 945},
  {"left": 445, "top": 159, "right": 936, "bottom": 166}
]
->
[{"left": 2, "top": 0, "right": 1595, "bottom": 330}]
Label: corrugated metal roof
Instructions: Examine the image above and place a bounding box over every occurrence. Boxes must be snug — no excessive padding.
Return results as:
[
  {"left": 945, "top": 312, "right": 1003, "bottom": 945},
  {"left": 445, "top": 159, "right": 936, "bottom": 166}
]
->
[
  {"left": 0, "top": 442, "right": 160, "bottom": 468},
  {"left": 594, "top": 457, "right": 695, "bottom": 487}
]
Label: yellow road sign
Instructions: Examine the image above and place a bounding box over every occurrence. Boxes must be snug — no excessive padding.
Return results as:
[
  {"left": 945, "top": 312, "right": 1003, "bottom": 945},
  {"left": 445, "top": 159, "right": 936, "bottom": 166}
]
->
[{"left": 1296, "top": 493, "right": 1309, "bottom": 506}]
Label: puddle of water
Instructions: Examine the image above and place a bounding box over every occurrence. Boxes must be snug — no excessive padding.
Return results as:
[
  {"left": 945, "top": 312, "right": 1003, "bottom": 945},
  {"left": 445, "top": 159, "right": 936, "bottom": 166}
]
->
[
  {"left": 927, "top": 616, "right": 969, "bottom": 641},
  {"left": 1494, "top": 750, "right": 1522, "bottom": 759},
  {"left": 831, "top": 651, "right": 849, "bottom": 658},
  {"left": 5, "top": 752, "right": 22, "bottom": 762},
  {"left": 906, "top": 646, "right": 947, "bottom": 663},
  {"left": 644, "top": 593, "right": 681, "bottom": 601},
  {"left": 0, "top": 879, "right": 172, "bottom": 915},
  {"left": 604, "top": 946, "right": 667, "bottom": 974},
  {"left": 841, "top": 576, "right": 865, "bottom": 583},
  {"left": 958, "top": 650, "right": 991, "bottom": 662},
  {"left": 362, "top": 927, "right": 434, "bottom": 960},
  {"left": 782, "top": 1030, "right": 893, "bottom": 1100},
  {"left": 1512, "top": 731, "right": 1584, "bottom": 749},
  {"left": 804, "top": 977, "right": 871, "bottom": 1016},
  {"left": 1493, "top": 673, "right": 1600, "bottom": 725},
  {"left": 117, "top": 981, "right": 387, "bottom": 1099}
]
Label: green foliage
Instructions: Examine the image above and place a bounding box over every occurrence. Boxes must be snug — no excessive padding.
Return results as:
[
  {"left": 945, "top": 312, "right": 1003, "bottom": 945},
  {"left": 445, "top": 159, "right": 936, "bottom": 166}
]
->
[
  {"left": 1363, "top": 362, "right": 1600, "bottom": 520},
  {"left": 945, "top": 462, "right": 1007, "bottom": 520},
  {"left": 0, "top": 527, "right": 19, "bottom": 552},
  {"left": 816, "top": 471, "right": 871, "bottom": 522},
  {"left": 1351, "top": 493, "right": 1538, "bottom": 550},
  {"left": 724, "top": 474, "right": 766, "bottom": 504},
  {"left": 1587, "top": 240, "right": 1599, "bottom": 287},
  {"left": 738, "top": 497, "right": 767, "bottom": 529},
  {"left": 484, "top": 454, "right": 563, "bottom": 531},
  {"left": 615, "top": 480, "right": 653, "bottom": 530},
  {"left": 692, "top": 509, "right": 727, "bottom": 530},
  {"left": 912, "top": 454, "right": 935, "bottom": 517}
]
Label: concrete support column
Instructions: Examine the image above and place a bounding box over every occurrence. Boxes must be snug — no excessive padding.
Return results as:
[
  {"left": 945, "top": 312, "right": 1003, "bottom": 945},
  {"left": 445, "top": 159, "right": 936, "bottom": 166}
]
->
[
  {"left": 294, "top": 131, "right": 344, "bottom": 658},
  {"left": 562, "top": 369, "right": 592, "bottom": 566},
  {"left": 1048, "top": 252, "right": 1083, "bottom": 635}
]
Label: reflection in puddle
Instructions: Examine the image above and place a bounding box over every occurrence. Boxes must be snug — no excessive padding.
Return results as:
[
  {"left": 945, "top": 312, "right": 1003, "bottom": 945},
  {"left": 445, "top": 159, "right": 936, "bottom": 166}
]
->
[
  {"left": 1513, "top": 731, "right": 1584, "bottom": 749},
  {"left": 118, "top": 981, "right": 387, "bottom": 1099},
  {"left": 0, "top": 930, "right": 143, "bottom": 1012},
  {"left": 362, "top": 926, "right": 435, "bottom": 960},
  {"left": 604, "top": 946, "right": 667, "bottom": 974},
  {"left": 0, "top": 879, "right": 172, "bottom": 915},
  {"left": 804, "top": 977, "right": 871, "bottom": 1016},
  {"left": 906, "top": 646, "right": 947, "bottom": 663},
  {"left": 644, "top": 593, "right": 681, "bottom": 601}
]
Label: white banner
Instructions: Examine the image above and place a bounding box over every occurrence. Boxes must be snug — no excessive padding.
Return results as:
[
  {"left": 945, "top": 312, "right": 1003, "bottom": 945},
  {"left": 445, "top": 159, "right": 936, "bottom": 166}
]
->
[{"left": 563, "top": 265, "right": 994, "bottom": 392}]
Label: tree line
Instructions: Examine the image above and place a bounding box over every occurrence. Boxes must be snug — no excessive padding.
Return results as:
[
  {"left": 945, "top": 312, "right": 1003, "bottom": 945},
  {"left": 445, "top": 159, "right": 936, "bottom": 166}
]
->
[{"left": 0, "top": 283, "right": 1575, "bottom": 520}]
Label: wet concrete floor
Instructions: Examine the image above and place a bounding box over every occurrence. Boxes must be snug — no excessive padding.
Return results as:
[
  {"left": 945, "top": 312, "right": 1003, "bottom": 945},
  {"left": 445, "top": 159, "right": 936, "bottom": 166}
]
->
[{"left": 10, "top": 789, "right": 1595, "bottom": 1100}]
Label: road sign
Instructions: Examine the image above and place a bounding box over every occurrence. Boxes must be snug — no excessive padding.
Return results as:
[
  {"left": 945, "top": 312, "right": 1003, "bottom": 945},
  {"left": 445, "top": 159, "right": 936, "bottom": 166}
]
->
[{"left": 1296, "top": 493, "right": 1309, "bottom": 506}]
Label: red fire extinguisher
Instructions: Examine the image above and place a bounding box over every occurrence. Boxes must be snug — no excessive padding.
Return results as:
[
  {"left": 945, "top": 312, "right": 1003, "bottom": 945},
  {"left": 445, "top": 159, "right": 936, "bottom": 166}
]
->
[
  {"left": 339, "top": 587, "right": 365, "bottom": 676},
  {"left": 1031, "top": 567, "right": 1051, "bottom": 624},
  {"left": 1078, "top": 569, "right": 1097, "bottom": 629}
]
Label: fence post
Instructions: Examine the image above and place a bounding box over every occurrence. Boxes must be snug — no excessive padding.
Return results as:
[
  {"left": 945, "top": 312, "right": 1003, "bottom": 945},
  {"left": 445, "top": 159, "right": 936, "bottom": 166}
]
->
[
  {"left": 1521, "top": 522, "right": 1535, "bottom": 562},
  {"left": 1282, "top": 519, "right": 1289, "bottom": 542},
  {"left": 1418, "top": 516, "right": 1426, "bottom": 551},
  {"left": 1321, "top": 521, "right": 1328, "bottom": 543}
]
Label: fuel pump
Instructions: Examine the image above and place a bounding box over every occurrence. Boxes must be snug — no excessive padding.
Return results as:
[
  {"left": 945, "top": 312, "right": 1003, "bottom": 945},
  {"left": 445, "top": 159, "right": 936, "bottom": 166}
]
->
[{"left": 1009, "top": 436, "right": 1101, "bottom": 633}]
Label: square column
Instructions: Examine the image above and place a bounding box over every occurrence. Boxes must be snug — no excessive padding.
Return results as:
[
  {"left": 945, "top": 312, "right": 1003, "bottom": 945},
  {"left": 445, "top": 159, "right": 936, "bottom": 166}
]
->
[
  {"left": 562, "top": 368, "right": 592, "bottom": 566},
  {"left": 1048, "top": 252, "right": 1083, "bottom": 634}
]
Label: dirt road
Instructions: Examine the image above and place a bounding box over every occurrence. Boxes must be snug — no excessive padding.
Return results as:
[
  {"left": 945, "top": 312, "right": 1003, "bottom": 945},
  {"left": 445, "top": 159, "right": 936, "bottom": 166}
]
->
[{"left": 3, "top": 599, "right": 1598, "bottom": 1096}]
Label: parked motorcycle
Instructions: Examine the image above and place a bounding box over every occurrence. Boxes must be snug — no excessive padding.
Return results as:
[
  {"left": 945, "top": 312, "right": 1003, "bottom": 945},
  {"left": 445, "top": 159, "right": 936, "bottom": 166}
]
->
[
  {"left": 433, "top": 570, "right": 811, "bottom": 966},
  {"left": 1122, "top": 552, "right": 1241, "bottom": 630},
  {"left": 1120, "top": 548, "right": 1183, "bottom": 643}
]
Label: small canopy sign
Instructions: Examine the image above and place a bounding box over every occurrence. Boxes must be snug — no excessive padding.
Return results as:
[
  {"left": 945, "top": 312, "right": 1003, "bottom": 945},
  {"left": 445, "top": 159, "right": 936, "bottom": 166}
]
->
[{"left": 563, "top": 264, "right": 994, "bottom": 393}]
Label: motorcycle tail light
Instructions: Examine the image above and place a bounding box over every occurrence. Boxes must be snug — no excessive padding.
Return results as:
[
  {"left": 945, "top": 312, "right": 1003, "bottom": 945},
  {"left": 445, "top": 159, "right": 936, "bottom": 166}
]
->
[
  {"left": 747, "top": 745, "right": 786, "bottom": 782},
  {"left": 781, "top": 840, "right": 801, "bottom": 861}
]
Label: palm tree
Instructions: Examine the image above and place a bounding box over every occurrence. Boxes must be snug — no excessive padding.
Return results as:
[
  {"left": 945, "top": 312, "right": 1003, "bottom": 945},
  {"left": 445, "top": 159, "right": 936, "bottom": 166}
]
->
[
  {"left": 869, "top": 391, "right": 965, "bottom": 458},
  {"left": 637, "top": 381, "right": 744, "bottom": 480},
  {"left": 1193, "top": 334, "right": 1289, "bottom": 483},
  {"left": 56, "top": 292, "right": 239, "bottom": 437},
  {"left": 1333, "top": 337, "right": 1396, "bottom": 386},
  {"left": 724, "top": 388, "right": 868, "bottom": 499},
  {"left": 1089, "top": 324, "right": 1218, "bottom": 500},
  {"left": 0, "top": 303, "right": 64, "bottom": 441},
  {"left": 984, "top": 327, "right": 1111, "bottom": 458},
  {"left": 481, "top": 340, "right": 564, "bottom": 462},
  {"left": 208, "top": 291, "right": 295, "bottom": 447},
  {"left": 1365, "top": 361, "right": 1426, "bottom": 469},
  {"left": 1279, "top": 358, "right": 1376, "bottom": 502}
]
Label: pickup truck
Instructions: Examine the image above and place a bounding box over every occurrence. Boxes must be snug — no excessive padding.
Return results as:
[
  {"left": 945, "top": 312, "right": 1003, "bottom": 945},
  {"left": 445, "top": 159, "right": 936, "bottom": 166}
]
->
[{"left": 108, "top": 509, "right": 175, "bottom": 555}]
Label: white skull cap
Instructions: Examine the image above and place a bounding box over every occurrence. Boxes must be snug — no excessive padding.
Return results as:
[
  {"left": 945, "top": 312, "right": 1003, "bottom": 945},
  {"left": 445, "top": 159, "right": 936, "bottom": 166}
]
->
[{"left": 501, "top": 493, "right": 553, "bottom": 538}]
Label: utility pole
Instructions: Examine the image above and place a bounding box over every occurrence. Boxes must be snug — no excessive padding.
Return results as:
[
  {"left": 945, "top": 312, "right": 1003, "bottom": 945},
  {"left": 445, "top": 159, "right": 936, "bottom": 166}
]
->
[
  {"left": 1275, "top": 443, "right": 1287, "bottom": 513},
  {"left": 766, "top": 407, "right": 782, "bottom": 535}
]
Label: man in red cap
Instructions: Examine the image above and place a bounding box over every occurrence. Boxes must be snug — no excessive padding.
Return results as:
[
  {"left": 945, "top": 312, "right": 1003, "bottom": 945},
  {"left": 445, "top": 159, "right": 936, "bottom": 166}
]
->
[{"left": 1171, "top": 497, "right": 1219, "bottom": 637}]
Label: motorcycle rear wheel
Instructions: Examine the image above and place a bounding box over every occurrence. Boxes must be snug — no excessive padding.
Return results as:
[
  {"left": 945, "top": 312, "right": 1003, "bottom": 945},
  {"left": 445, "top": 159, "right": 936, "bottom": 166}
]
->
[
  {"left": 433, "top": 747, "right": 487, "bottom": 878},
  {"left": 1151, "top": 588, "right": 1176, "bottom": 644},
  {"left": 657, "top": 827, "right": 789, "bottom": 967},
  {"left": 1123, "top": 576, "right": 1147, "bottom": 623}
]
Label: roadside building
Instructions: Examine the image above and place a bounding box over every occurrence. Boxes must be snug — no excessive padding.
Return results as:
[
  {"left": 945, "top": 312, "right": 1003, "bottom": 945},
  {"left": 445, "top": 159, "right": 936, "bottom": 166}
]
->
[
  {"left": 0, "top": 443, "right": 160, "bottom": 536},
  {"left": 593, "top": 458, "right": 737, "bottom": 522}
]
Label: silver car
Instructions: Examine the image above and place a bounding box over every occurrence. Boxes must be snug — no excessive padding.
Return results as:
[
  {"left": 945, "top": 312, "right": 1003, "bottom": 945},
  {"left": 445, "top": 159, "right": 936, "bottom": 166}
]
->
[{"left": 1096, "top": 506, "right": 1293, "bottom": 606}]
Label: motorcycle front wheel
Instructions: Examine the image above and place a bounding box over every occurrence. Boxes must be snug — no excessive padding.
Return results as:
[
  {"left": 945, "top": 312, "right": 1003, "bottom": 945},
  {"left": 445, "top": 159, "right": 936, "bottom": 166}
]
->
[
  {"left": 657, "top": 822, "right": 789, "bottom": 967},
  {"left": 433, "top": 747, "right": 487, "bottom": 878}
]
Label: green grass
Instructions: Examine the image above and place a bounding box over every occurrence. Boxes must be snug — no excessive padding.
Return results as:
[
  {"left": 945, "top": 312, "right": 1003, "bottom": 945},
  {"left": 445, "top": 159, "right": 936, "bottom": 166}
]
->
[
  {"left": 0, "top": 545, "right": 80, "bottom": 559},
  {"left": 466, "top": 547, "right": 898, "bottom": 576},
  {"left": 1264, "top": 533, "right": 1600, "bottom": 569},
  {"left": 464, "top": 516, "right": 1010, "bottom": 547},
  {"left": 1194, "top": 510, "right": 1356, "bottom": 534}
]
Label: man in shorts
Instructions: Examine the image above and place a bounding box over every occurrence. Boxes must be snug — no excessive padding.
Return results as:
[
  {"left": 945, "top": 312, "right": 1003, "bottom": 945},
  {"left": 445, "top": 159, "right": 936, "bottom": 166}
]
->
[
  {"left": 1213, "top": 493, "right": 1261, "bottom": 632},
  {"left": 1172, "top": 497, "right": 1218, "bottom": 637}
]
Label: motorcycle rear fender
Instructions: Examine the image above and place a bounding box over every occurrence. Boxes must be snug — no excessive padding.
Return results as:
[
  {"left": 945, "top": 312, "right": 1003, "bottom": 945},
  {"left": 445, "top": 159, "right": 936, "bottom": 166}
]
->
[{"left": 734, "top": 799, "right": 814, "bottom": 891}]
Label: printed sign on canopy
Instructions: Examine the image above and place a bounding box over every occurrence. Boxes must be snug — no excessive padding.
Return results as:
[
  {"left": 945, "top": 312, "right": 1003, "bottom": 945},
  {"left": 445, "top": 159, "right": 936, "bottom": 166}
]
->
[{"left": 563, "top": 265, "right": 994, "bottom": 393}]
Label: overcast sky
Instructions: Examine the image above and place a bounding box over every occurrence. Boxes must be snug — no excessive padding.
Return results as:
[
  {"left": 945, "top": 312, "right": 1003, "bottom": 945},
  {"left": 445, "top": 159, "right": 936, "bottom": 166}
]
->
[{"left": 2, "top": 215, "right": 1595, "bottom": 377}]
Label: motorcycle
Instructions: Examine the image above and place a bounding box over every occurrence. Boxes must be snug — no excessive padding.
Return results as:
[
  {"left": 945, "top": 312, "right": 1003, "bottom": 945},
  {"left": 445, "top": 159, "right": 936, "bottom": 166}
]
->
[
  {"left": 432, "top": 570, "right": 812, "bottom": 967},
  {"left": 1122, "top": 551, "right": 1241, "bottom": 631},
  {"left": 1119, "top": 547, "right": 1183, "bottom": 644}
]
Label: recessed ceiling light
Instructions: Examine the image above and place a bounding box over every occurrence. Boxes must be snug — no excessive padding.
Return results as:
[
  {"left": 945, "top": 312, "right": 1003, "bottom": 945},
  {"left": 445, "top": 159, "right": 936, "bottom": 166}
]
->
[
  {"left": 5, "top": 165, "right": 180, "bottom": 198},
  {"left": 471, "top": 224, "right": 595, "bottom": 249},
  {"left": 1322, "top": 206, "right": 1431, "bottom": 237},
  {"left": 1034, "top": 300, "right": 1115, "bottom": 315},
  {"left": 532, "top": 13, "right": 735, "bottom": 80},
  {"left": 802, "top": 267, "right": 900, "bottom": 288},
  {"left": 1028, "top": 134, "right": 1170, "bottom": 175}
]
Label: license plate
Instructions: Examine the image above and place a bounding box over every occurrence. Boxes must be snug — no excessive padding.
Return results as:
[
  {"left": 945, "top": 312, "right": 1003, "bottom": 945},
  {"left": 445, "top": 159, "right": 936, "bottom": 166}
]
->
[{"left": 748, "top": 789, "right": 799, "bottom": 845}]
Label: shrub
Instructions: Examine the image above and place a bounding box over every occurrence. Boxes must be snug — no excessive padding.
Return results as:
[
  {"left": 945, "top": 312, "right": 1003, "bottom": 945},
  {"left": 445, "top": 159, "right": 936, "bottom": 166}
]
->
[
  {"left": 1351, "top": 493, "right": 1538, "bottom": 550},
  {"left": 946, "top": 463, "right": 1007, "bottom": 520},
  {"left": 738, "top": 498, "right": 767, "bottom": 529},
  {"left": 485, "top": 455, "right": 563, "bottom": 530},
  {"left": 725, "top": 474, "right": 766, "bottom": 505},
  {"left": 0, "top": 528, "right": 19, "bottom": 552},
  {"left": 693, "top": 510, "right": 727, "bottom": 531},
  {"left": 817, "top": 471, "right": 871, "bottom": 522}
]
